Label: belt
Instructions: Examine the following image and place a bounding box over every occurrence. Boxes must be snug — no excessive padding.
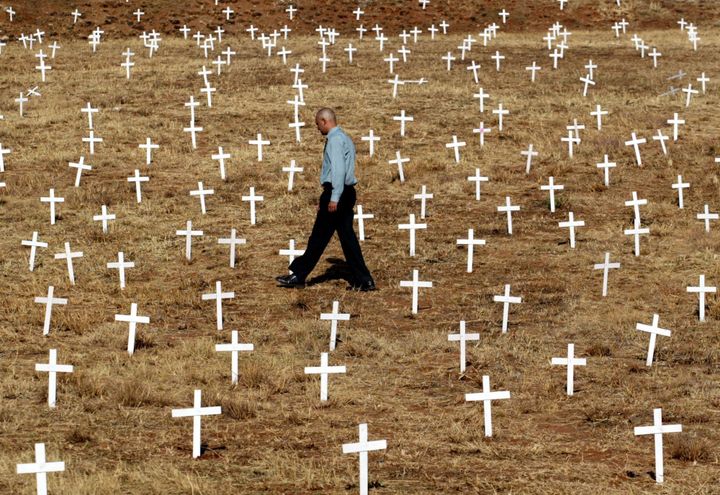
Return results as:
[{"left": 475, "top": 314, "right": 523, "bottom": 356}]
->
[{"left": 322, "top": 182, "right": 356, "bottom": 189}]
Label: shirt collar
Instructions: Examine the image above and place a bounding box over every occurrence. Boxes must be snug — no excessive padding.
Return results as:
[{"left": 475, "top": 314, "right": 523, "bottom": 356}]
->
[{"left": 327, "top": 126, "right": 341, "bottom": 138}]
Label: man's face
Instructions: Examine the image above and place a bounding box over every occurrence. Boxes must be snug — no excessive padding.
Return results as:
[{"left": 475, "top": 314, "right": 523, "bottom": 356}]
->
[{"left": 315, "top": 117, "right": 331, "bottom": 135}]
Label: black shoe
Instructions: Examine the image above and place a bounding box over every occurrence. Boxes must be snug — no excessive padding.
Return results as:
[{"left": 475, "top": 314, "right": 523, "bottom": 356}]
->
[
  {"left": 348, "top": 279, "right": 376, "bottom": 292},
  {"left": 276, "top": 274, "right": 305, "bottom": 288}
]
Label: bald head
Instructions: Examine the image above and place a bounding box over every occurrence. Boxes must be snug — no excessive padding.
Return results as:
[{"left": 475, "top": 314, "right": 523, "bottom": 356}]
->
[{"left": 315, "top": 108, "right": 337, "bottom": 135}]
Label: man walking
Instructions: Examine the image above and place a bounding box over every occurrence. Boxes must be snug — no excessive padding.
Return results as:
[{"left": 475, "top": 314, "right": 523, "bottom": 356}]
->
[{"left": 276, "top": 108, "right": 376, "bottom": 291}]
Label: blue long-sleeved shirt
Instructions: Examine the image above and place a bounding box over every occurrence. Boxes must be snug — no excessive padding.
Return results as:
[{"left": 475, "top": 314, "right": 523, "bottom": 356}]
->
[{"left": 320, "top": 126, "right": 357, "bottom": 203}]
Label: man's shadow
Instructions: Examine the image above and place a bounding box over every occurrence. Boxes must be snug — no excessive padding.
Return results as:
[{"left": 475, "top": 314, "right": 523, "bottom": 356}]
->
[{"left": 306, "top": 258, "right": 354, "bottom": 286}]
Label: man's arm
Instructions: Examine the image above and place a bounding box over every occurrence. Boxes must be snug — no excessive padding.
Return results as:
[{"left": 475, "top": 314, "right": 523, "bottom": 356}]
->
[{"left": 327, "top": 136, "right": 346, "bottom": 210}]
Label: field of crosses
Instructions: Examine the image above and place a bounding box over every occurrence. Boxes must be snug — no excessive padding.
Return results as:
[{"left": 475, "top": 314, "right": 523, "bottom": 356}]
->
[{"left": 1, "top": 0, "right": 720, "bottom": 493}]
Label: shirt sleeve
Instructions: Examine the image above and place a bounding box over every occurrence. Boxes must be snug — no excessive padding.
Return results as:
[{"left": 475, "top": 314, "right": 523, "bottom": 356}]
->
[{"left": 327, "top": 136, "right": 346, "bottom": 203}]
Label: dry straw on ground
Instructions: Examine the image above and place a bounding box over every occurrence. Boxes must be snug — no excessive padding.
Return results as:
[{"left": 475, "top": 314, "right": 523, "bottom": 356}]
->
[{"left": 1, "top": 25, "right": 719, "bottom": 495}]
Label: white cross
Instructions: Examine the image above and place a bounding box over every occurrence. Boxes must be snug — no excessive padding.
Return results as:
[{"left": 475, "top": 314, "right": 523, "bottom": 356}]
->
[
  {"left": 68, "top": 156, "right": 92, "bottom": 187},
  {"left": 525, "top": 61, "right": 541, "bottom": 82},
  {"left": 493, "top": 103, "right": 509, "bottom": 131},
  {"left": 389, "top": 151, "right": 409, "bottom": 182},
  {"left": 107, "top": 251, "right": 134, "bottom": 290},
  {"left": 16, "top": 92, "right": 28, "bottom": 117},
  {"left": 202, "top": 280, "right": 234, "bottom": 331},
  {"left": 497, "top": 196, "right": 520, "bottom": 234},
  {"left": 361, "top": 130, "right": 380, "bottom": 157},
  {"left": 190, "top": 181, "right": 214, "bottom": 214},
  {"left": 551, "top": 344, "right": 586, "bottom": 396},
  {"left": 40, "top": 188, "right": 64, "bottom": 225},
  {"left": 634, "top": 408, "right": 682, "bottom": 484},
  {"left": 400, "top": 269, "right": 433, "bottom": 315},
  {"left": 466, "top": 60, "right": 481, "bottom": 83},
  {"left": 467, "top": 168, "right": 489, "bottom": 201},
  {"left": 653, "top": 130, "right": 669, "bottom": 155},
  {"left": 354, "top": 205, "right": 374, "bottom": 242},
  {"left": 499, "top": 9, "right": 510, "bottom": 23},
  {"left": 344, "top": 43, "right": 357, "bottom": 63},
  {"left": 550, "top": 49, "right": 562, "bottom": 69},
  {"left": 520, "top": 144, "right": 539, "bottom": 174},
  {"left": 282, "top": 159, "right": 303, "bottom": 190},
  {"left": 208, "top": 146, "right": 232, "bottom": 181},
  {"left": 672, "top": 175, "right": 689, "bottom": 209},
  {"left": 384, "top": 53, "right": 398, "bottom": 73},
  {"left": 649, "top": 48, "right": 661, "bottom": 68},
  {"left": 185, "top": 95, "right": 200, "bottom": 120},
  {"left": 697, "top": 72, "right": 709, "bottom": 94},
  {"left": 16, "top": 443, "right": 65, "bottom": 495},
  {"left": 593, "top": 252, "right": 620, "bottom": 297},
  {"left": 491, "top": 50, "right": 505, "bottom": 71},
  {"left": 71, "top": 9, "right": 82, "bottom": 23},
  {"left": 0, "top": 143, "right": 11, "bottom": 173},
  {"left": 697, "top": 204, "right": 719, "bottom": 232},
  {"left": 626, "top": 191, "right": 647, "bottom": 224},
  {"left": 442, "top": 51, "right": 455, "bottom": 71},
  {"left": 413, "top": 185, "right": 433, "bottom": 219},
  {"left": 388, "top": 74, "right": 405, "bottom": 98},
  {"left": 448, "top": 321, "right": 479, "bottom": 373},
  {"left": 624, "top": 219, "right": 649, "bottom": 257},
  {"left": 279, "top": 239, "right": 305, "bottom": 268},
  {"left": 249, "top": 133, "right": 270, "bottom": 161},
  {"left": 321, "top": 300, "right": 350, "bottom": 351},
  {"left": 171, "top": 390, "right": 222, "bottom": 459},
  {"left": 246, "top": 25, "right": 257, "bottom": 39},
  {"left": 596, "top": 154, "right": 616, "bottom": 187},
  {"left": 393, "top": 110, "right": 413, "bottom": 137},
  {"left": 54, "top": 242, "right": 83, "bottom": 285},
  {"left": 493, "top": 284, "right": 521, "bottom": 333},
  {"left": 398, "top": 213, "right": 426, "bottom": 257},
  {"left": 215, "top": 330, "right": 253, "bottom": 385},
  {"left": 222, "top": 6, "right": 234, "bottom": 20},
  {"left": 540, "top": 176, "right": 564, "bottom": 213},
  {"left": 445, "top": 135, "right": 466, "bottom": 163},
  {"left": 127, "top": 169, "right": 149, "bottom": 203},
  {"left": 559, "top": 212, "right": 585, "bottom": 248},
  {"left": 353, "top": 7, "right": 364, "bottom": 20},
  {"left": 138, "top": 137, "right": 159, "bottom": 165},
  {"left": 636, "top": 314, "right": 671, "bottom": 366},
  {"left": 115, "top": 302, "right": 150, "bottom": 355},
  {"left": 470, "top": 124, "right": 490, "bottom": 150},
  {"left": 81, "top": 102, "right": 98, "bottom": 129},
  {"left": 305, "top": 352, "right": 346, "bottom": 401},
  {"left": 465, "top": 375, "right": 511, "bottom": 437},
  {"left": 683, "top": 83, "right": 698, "bottom": 107},
  {"left": 687, "top": 274, "right": 716, "bottom": 322},
  {"left": 183, "top": 121, "right": 203, "bottom": 149},
  {"left": 473, "top": 87, "right": 489, "bottom": 113},
  {"left": 666, "top": 113, "right": 685, "bottom": 142},
  {"left": 82, "top": 130, "right": 102, "bottom": 155},
  {"left": 22, "top": 231, "right": 47, "bottom": 272},
  {"left": 200, "top": 83, "right": 216, "bottom": 107},
  {"left": 34, "top": 286, "right": 67, "bottom": 336},
  {"left": 93, "top": 204, "right": 115, "bottom": 233},
  {"left": 580, "top": 74, "right": 595, "bottom": 97},
  {"left": 456, "top": 229, "right": 486, "bottom": 273},
  {"left": 561, "top": 131, "right": 579, "bottom": 158},
  {"left": 179, "top": 25, "right": 191, "bottom": 39},
  {"left": 242, "top": 187, "right": 264, "bottom": 225},
  {"left": 625, "top": 132, "right": 647, "bottom": 166},
  {"left": 286, "top": 4, "right": 297, "bottom": 19},
  {"left": 218, "top": 229, "right": 246, "bottom": 268},
  {"left": 176, "top": 220, "right": 203, "bottom": 261},
  {"left": 121, "top": 54, "right": 134, "bottom": 79},
  {"left": 35, "top": 349, "right": 73, "bottom": 408},
  {"left": 342, "top": 424, "right": 387, "bottom": 495},
  {"left": 590, "top": 104, "right": 608, "bottom": 131}
]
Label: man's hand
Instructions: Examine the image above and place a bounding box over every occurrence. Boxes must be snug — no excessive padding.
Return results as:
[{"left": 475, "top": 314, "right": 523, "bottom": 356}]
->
[{"left": 328, "top": 201, "right": 338, "bottom": 213}]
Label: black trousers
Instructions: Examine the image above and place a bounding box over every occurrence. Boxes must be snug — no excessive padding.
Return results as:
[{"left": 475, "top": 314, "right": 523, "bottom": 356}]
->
[{"left": 289, "top": 184, "right": 373, "bottom": 284}]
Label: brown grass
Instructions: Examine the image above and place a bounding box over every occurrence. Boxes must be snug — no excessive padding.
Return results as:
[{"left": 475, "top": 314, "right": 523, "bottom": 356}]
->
[{"left": 1, "top": 23, "right": 720, "bottom": 495}]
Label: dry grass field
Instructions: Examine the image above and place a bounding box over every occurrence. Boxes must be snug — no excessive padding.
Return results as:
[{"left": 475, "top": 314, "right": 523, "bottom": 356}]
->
[{"left": 1, "top": 5, "right": 720, "bottom": 495}]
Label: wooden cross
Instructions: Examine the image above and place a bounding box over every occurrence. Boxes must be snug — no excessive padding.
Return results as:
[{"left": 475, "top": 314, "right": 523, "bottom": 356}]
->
[
  {"left": 34, "top": 286, "right": 67, "bottom": 335},
  {"left": 215, "top": 331, "right": 254, "bottom": 385},
  {"left": 35, "top": 349, "right": 73, "bottom": 408},
  {"left": 16, "top": 443, "right": 65, "bottom": 495},
  {"left": 551, "top": 344, "right": 586, "bottom": 395},
  {"left": 465, "top": 375, "right": 511, "bottom": 437},
  {"left": 171, "top": 390, "right": 222, "bottom": 458}
]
